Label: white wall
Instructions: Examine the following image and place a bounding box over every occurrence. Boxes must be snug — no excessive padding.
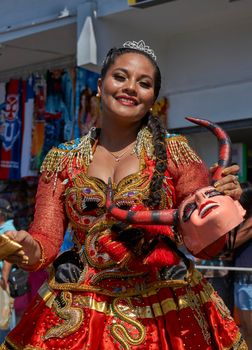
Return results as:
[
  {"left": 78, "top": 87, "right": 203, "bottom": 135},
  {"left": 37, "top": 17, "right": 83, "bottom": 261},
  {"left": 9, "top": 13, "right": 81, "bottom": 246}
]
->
[
  {"left": 187, "top": 132, "right": 218, "bottom": 168},
  {"left": 94, "top": 15, "right": 252, "bottom": 129},
  {"left": 160, "top": 22, "right": 252, "bottom": 128}
]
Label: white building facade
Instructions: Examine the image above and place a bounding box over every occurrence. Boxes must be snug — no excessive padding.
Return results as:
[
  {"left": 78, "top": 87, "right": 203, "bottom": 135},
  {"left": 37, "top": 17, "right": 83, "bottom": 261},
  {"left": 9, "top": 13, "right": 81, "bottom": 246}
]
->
[{"left": 0, "top": 0, "right": 252, "bottom": 177}]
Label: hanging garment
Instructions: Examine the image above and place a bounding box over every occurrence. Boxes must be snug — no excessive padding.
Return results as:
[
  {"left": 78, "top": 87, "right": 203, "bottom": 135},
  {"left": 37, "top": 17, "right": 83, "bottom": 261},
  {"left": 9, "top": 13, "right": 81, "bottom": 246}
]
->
[{"left": 0, "top": 80, "right": 22, "bottom": 180}]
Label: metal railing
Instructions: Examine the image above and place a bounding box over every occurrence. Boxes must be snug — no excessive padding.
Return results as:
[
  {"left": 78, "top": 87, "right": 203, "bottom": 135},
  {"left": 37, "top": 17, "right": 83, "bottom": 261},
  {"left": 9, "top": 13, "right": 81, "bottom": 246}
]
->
[{"left": 196, "top": 265, "right": 252, "bottom": 272}]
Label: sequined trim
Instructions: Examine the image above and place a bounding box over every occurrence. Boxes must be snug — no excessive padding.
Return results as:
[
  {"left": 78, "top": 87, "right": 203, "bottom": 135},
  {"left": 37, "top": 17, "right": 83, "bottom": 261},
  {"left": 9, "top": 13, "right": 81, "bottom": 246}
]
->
[
  {"left": 2, "top": 342, "right": 67, "bottom": 350},
  {"left": 40, "top": 131, "right": 93, "bottom": 179},
  {"left": 1, "top": 340, "right": 45, "bottom": 350},
  {"left": 132, "top": 126, "right": 154, "bottom": 159},
  {"left": 223, "top": 332, "right": 248, "bottom": 350},
  {"left": 110, "top": 298, "right": 146, "bottom": 349},
  {"left": 49, "top": 275, "right": 190, "bottom": 297},
  {"left": 166, "top": 134, "right": 202, "bottom": 165},
  {"left": 44, "top": 291, "right": 84, "bottom": 340},
  {"left": 185, "top": 286, "right": 211, "bottom": 344},
  {"left": 41, "top": 127, "right": 155, "bottom": 182},
  {"left": 49, "top": 265, "right": 195, "bottom": 298},
  {"left": 83, "top": 222, "right": 120, "bottom": 269},
  {"left": 74, "top": 294, "right": 189, "bottom": 319}
]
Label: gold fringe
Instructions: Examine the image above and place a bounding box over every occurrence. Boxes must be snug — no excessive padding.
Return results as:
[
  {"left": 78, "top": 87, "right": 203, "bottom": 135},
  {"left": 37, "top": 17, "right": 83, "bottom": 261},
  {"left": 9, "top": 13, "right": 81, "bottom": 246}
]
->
[
  {"left": 40, "top": 132, "right": 93, "bottom": 179},
  {"left": 237, "top": 340, "right": 249, "bottom": 350},
  {"left": 132, "top": 127, "right": 155, "bottom": 160},
  {"left": 0, "top": 345, "right": 8, "bottom": 350},
  {"left": 166, "top": 135, "right": 202, "bottom": 165}
]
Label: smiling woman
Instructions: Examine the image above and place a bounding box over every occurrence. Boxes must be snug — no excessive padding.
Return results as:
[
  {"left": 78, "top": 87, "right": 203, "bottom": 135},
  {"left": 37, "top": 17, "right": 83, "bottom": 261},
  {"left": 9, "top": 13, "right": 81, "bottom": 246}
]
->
[{"left": 0, "top": 40, "right": 247, "bottom": 350}]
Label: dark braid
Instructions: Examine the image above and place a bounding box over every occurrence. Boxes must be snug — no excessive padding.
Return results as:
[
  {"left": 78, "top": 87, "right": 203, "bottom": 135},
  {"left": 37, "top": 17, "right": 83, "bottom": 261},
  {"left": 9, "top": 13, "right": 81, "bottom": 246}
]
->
[{"left": 145, "top": 114, "right": 168, "bottom": 208}]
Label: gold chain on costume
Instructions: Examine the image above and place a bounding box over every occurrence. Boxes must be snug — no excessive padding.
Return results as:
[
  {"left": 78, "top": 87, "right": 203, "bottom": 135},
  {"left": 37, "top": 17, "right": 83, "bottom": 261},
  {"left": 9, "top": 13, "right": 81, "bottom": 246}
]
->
[{"left": 110, "top": 297, "right": 146, "bottom": 350}]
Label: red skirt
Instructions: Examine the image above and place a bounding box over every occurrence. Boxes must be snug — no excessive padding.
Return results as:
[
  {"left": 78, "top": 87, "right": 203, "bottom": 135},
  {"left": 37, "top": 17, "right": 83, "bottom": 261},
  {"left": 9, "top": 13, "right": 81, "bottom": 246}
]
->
[{"left": 1, "top": 270, "right": 247, "bottom": 350}]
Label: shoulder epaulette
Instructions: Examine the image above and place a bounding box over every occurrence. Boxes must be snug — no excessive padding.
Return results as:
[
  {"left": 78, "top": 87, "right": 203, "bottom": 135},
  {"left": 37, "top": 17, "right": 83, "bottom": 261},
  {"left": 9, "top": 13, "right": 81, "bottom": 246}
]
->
[
  {"left": 40, "top": 134, "right": 93, "bottom": 177},
  {"left": 165, "top": 133, "right": 202, "bottom": 165}
]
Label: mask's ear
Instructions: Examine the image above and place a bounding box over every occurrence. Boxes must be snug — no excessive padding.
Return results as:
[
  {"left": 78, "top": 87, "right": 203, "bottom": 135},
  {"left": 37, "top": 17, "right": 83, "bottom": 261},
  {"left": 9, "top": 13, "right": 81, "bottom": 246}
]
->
[{"left": 97, "top": 78, "right": 102, "bottom": 97}]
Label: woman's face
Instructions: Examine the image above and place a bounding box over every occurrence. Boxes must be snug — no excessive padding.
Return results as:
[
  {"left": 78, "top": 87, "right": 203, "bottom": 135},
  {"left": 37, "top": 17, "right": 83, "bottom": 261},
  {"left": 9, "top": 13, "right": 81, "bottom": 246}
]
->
[{"left": 98, "top": 52, "right": 156, "bottom": 124}]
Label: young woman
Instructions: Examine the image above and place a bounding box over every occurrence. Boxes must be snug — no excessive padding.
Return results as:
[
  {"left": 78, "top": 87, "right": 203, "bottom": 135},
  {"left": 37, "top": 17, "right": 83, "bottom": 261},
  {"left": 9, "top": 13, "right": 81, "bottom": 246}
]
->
[{"left": 0, "top": 41, "right": 246, "bottom": 349}]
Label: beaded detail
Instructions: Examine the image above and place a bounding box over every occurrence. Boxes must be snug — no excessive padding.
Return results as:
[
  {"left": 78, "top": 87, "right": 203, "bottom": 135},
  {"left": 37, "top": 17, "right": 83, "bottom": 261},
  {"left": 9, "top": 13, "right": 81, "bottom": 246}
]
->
[
  {"left": 132, "top": 126, "right": 154, "bottom": 160},
  {"left": 165, "top": 134, "right": 202, "bottom": 165},
  {"left": 40, "top": 130, "right": 94, "bottom": 180},
  {"left": 44, "top": 291, "right": 84, "bottom": 340},
  {"left": 41, "top": 127, "right": 155, "bottom": 183}
]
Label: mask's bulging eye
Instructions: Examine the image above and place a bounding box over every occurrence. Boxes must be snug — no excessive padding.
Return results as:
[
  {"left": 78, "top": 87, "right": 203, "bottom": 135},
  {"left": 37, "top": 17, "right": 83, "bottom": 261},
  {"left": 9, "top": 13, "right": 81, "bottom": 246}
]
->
[
  {"left": 205, "top": 190, "right": 223, "bottom": 198},
  {"left": 182, "top": 202, "right": 197, "bottom": 222}
]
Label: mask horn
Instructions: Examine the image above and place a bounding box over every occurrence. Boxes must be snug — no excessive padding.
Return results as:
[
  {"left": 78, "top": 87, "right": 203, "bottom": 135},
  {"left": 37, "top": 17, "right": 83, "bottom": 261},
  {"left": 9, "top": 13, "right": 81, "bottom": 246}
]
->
[
  {"left": 106, "top": 178, "right": 177, "bottom": 225},
  {"left": 185, "top": 116, "right": 231, "bottom": 182}
]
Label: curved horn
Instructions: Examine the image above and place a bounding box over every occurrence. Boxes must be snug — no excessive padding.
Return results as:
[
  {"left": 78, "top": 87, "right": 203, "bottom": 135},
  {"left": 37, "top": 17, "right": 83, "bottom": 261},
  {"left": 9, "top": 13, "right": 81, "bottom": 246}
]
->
[
  {"left": 106, "top": 178, "right": 178, "bottom": 225},
  {"left": 185, "top": 116, "right": 231, "bottom": 182}
]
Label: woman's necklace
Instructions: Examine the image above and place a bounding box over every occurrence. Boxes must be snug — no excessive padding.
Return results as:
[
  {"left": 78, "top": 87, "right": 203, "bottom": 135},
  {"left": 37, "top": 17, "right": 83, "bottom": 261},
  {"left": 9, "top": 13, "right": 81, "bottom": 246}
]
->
[{"left": 105, "top": 142, "right": 136, "bottom": 162}]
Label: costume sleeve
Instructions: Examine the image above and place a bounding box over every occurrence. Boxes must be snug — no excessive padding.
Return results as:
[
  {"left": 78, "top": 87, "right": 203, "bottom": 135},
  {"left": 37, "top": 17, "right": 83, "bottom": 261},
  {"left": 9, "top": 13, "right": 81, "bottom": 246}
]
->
[
  {"left": 166, "top": 135, "right": 210, "bottom": 206},
  {"left": 28, "top": 171, "right": 68, "bottom": 269}
]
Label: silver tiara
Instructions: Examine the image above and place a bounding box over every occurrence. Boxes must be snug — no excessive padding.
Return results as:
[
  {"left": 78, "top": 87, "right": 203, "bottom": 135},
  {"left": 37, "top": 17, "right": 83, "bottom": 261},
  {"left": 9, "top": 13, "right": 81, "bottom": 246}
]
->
[{"left": 123, "top": 40, "right": 157, "bottom": 61}]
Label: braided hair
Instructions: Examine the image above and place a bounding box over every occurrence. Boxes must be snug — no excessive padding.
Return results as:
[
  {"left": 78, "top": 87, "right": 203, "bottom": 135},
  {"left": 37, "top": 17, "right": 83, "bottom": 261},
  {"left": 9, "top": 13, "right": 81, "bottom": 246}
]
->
[
  {"left": 145, "top": 114, "right": 167, "bottom": 208},
  {"left": 101, "top": 46, "right": 167, "bottom": 208}
]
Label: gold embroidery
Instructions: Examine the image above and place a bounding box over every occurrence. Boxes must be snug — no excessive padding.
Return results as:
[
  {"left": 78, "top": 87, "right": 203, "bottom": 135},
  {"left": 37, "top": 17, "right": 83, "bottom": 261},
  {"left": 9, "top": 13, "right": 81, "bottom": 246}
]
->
[
  {"left": 66, "top": 173, "right": 107, "bottom": 210},
  {"left": 83, "top": 223, "right": 119, "bottom": 269},
  {"left": 48, "top": 266, "right": 197, "bottom": 297},
  {"left": 74, "top": 292, "right": 193, "bottom": 319},
  {"left": 44, "top": 291, "right": 84, "bottom": 340},
  {"left": 223, "top": 332, "right": 248, "bottom": 350},
  {"left": 90, "top": 269, "right": 146, "bottom": 286},
  {"left": 166, "top": 135, "right": 202, "bottom": 165},
  {"left": 114, "top": 172, "right": 150, "bottom": 207},
  {"left": 2, "top": 339, "right": 24, "bottom": 350},
  {"left": 185, "top": 286, "right": 211, "bottom": 345},
  {"left": 111, "top": 298, "right": 146, "bottom": 350},
  {"left": 0, "top": 345, "right": 8, "bottom": 350},
  {"left": 211, "top": 291, "right": 234, "bottom": 321},
  {"left": 49, "top": 273, "right": 189, "bottom": 296}
]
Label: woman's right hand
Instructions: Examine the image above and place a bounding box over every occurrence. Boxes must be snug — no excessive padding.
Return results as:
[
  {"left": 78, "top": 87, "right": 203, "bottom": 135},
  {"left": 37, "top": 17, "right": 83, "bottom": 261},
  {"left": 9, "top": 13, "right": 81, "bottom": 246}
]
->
[{"left": 3, "top": 230, "right": 42, "bottom": 269}]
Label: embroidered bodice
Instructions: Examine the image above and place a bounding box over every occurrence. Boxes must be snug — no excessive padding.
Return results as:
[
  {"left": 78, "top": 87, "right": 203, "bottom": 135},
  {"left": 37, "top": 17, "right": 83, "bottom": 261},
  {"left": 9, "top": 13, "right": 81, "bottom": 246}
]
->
[{"left": 28, "top": 129, "right": 209, "bottom": 295}]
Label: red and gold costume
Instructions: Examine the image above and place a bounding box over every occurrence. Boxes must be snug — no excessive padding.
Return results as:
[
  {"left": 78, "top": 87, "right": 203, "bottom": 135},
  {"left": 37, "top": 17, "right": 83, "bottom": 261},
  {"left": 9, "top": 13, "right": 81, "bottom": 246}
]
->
[{"left": 1, "top": 128, "right": 247, "bottom": 349}]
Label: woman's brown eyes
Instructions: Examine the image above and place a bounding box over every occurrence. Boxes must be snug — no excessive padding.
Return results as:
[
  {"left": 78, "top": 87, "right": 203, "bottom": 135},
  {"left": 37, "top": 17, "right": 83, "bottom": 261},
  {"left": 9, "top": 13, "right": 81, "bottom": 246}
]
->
[
  {"left": 140, "top": 81, "right": 151, "bottom": 89},
  {"left": 113, "top": 74, "right": 125, "bottom": 81}
]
